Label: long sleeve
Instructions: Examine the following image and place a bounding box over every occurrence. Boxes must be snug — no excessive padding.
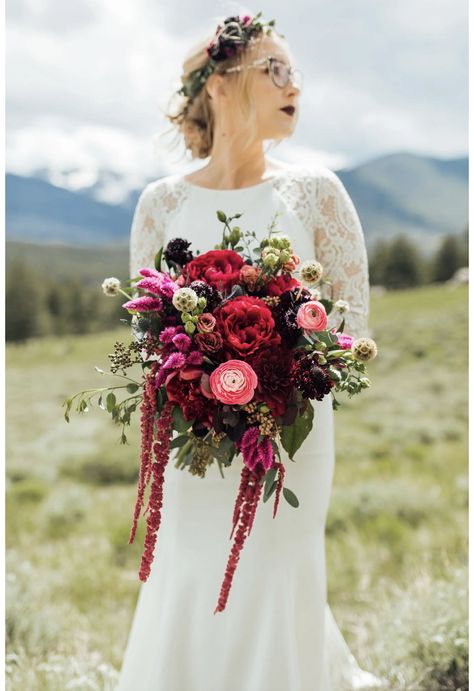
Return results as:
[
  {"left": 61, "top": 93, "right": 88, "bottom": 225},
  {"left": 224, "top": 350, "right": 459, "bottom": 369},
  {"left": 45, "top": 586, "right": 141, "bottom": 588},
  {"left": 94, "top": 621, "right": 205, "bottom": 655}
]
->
[
  {"left": 129, "top": 182, "right": 165, "bottom": 282},
  {"left": 313, "top": 170, "right": 370, "bottom": 340}
]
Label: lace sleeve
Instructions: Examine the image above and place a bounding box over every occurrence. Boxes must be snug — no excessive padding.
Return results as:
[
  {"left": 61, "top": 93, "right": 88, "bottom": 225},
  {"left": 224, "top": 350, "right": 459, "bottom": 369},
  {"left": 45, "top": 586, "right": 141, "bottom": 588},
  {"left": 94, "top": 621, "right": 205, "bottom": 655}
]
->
[
  {"left": 313, "top": 170, "right": 370, "bottom": 340},
  {"left": 129, "top": 182, "right": 166, "bottom": 283}
]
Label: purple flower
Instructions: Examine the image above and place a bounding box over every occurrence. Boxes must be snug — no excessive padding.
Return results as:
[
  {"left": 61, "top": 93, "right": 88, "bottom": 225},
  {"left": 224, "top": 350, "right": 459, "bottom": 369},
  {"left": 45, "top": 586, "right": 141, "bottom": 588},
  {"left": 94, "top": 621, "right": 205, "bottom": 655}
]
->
[
  {"left": 139, "top": 268, "right": 162, "bottom": 278},
  {"left": 257, "top": 436, "right": 274, "bottom": 471},
  {"left": 162, "top": 352, "right": 187, "bottom": 370},
  {"left": 135, "top": 277, "right": 165, "bottom": 296},
  {"left": 159, "top": 278, "right": 178, "bottom": 299},
  {"left": 172, "top": 333, "right": 192, "bottom": 352},
  {"left": 122, "top": 296, "right": 163, "bottom": 312},
  {"left": 186, "top": 350, "right": 204, "bottom": 365},
  {"left": 237, "top": 426, "right": 274, "bottom": 471},
  {"left": 160, "top": 325, "right": 184, "bottom": 344}
]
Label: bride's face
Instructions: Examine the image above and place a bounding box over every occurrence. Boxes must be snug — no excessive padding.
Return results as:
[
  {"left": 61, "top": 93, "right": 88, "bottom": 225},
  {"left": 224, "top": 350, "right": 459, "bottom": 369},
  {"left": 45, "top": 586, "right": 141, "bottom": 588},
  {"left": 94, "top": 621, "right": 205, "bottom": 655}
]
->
[
  {"left": 242, "top": 35, "right": 302, "bottom": 141},
  {"left": 210, "top": 34, "right": 302, "bottom": 143}
]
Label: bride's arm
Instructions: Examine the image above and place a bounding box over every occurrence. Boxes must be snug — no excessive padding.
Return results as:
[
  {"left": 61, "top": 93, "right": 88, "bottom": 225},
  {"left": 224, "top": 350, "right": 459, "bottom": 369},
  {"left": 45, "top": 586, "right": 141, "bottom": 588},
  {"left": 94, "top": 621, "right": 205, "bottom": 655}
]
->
[
  {"left": 129, "top": 183, "right": 165, "bottom": 283},
  {"left": 313, "top": 170, "right": 371, "bottom": 340}
]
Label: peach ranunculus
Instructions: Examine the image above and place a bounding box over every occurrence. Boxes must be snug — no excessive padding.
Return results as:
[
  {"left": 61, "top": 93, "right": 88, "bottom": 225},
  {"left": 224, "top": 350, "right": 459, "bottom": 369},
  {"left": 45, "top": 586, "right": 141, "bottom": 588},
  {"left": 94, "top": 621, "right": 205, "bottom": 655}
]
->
[
  {"left": 282, "top": 253, "right": 301, "bottom": 272},
  {"left": 196, "top": 313, "right": 216, "bottom": 333},
  {"left": 296, "top": 300, "right": 328, "bottom": 332},
  {"left": 209, "top": 360, "right": 258, "bottom": 405},
  {"left": 239, "top": 264, "right": 261, "bottom": 291}
]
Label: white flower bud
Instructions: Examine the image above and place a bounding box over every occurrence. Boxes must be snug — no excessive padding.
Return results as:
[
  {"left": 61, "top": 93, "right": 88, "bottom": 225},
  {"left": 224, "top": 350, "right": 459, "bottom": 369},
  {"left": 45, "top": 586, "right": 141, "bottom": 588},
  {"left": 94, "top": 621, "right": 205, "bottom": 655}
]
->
[
  {"left": 172, "top": 287, "right": 198, "bottom": 312},
  {"left": 101, "top": 277, "right": 121, "bottom": 296}
]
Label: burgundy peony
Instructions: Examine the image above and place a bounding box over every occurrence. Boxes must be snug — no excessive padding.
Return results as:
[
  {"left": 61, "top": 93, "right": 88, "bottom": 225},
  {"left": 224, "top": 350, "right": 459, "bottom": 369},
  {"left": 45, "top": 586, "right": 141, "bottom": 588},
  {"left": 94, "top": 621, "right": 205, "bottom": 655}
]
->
[
  {"left": 265, "top": 273, "right": 301, "bottom": 297},
  {"left": 183, "top": 250, "right": 244, "bottom": 293},
  {"left": 215, "top": 296, "right": 281, "bottom": 358},
  {"left": 164, "top": 367, "right": 215, "bottom": 423},
  {"left": 249, "top": 347, "right": 294, "bottom": 418}
]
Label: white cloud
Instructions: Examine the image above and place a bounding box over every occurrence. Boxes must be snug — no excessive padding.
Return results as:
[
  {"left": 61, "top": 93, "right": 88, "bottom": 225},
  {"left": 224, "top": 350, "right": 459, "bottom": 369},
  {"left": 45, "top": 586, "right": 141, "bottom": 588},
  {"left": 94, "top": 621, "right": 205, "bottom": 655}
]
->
[{"left": 6, "top": 0, "right": 467, "bottom": 201}]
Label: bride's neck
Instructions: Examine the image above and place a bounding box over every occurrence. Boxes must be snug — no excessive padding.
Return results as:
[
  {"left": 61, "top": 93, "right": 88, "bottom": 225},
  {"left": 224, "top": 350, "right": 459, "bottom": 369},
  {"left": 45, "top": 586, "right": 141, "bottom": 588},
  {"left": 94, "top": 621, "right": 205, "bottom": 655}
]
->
[{"left": 199, "top": 136, "right": 271, "bottom": 189}]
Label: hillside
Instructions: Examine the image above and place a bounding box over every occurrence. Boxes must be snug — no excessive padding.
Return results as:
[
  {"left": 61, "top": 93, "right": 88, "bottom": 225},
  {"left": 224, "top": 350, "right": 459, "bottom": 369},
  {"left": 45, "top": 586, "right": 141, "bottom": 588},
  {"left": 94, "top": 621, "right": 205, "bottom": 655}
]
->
[{"left": 6, "top": 152, "right": 468, "bottom": 254}]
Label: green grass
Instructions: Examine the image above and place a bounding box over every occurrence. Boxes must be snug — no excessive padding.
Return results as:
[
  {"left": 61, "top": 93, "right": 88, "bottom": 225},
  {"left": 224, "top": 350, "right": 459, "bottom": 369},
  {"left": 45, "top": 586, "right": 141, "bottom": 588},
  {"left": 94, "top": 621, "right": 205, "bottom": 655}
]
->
[{"left": 6, "top": 283, "right": 468, "bottom": 690}]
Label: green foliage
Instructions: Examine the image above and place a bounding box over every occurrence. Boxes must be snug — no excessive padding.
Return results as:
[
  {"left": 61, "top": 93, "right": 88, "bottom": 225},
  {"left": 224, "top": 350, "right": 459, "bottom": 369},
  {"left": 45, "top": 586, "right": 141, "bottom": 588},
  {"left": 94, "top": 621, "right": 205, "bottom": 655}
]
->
[
  {"left": 280, "top": 399, "right": 314, "bottom": 460},
  {"left": 431, "top": 233, "right": 465, "bottom": 282},
  {"left": 383, "top": 233, "right": 424, "bottom": 288},
  {"left": 6, "top": 243, "right": 130, "bottom": 342},
  {"left": 6, "top": 259, "right": 43, "bottom": 341}
]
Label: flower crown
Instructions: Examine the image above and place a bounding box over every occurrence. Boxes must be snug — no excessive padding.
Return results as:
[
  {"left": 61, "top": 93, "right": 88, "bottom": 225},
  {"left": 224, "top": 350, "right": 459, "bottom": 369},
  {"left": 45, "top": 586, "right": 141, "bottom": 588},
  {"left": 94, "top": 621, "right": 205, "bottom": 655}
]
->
[{"left": 177, "top": 11, "right": 284, "bottom": 106}]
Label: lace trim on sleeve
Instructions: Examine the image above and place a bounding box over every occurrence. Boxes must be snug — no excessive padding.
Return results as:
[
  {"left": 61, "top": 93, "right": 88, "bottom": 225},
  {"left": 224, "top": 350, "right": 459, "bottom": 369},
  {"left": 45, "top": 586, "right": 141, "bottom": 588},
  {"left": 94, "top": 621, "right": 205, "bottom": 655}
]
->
[
  {"left": 311, "top": 168, "right": 370, "bottom": 340},
  {"left": 128, "top": 177, "right": 189, "bottom": 283}
]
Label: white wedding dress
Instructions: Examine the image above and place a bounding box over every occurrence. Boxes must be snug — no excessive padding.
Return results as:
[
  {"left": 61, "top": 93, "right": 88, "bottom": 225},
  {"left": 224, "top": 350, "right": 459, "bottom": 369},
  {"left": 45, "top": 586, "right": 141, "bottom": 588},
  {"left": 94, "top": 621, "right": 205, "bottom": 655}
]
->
[{"left": 117, "top": 163, "right": 385, "bottom": 691}]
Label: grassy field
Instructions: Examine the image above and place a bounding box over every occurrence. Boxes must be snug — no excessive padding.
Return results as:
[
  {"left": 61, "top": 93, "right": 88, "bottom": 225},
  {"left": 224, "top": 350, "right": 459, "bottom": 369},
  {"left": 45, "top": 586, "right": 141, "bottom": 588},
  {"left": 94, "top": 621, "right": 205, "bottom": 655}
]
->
[{"left": 6, "top": 283, "right": 468, "bottom": 690}]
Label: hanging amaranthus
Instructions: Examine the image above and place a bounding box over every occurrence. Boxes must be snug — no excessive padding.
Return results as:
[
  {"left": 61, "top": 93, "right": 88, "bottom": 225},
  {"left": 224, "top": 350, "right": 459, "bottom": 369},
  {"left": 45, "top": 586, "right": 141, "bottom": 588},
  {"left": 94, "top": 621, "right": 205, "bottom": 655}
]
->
[
  {"left": 214, "top": 463, "right": 266, "bottom": 614},
  {"left": 272, "top": 461, "right": 286, "bottom": 519},
  {"left": 128, "top": 362, "right": 159, "bottom": 544},
  {"left": 127, "top": 395, "right": 174, "bottom": 582}
]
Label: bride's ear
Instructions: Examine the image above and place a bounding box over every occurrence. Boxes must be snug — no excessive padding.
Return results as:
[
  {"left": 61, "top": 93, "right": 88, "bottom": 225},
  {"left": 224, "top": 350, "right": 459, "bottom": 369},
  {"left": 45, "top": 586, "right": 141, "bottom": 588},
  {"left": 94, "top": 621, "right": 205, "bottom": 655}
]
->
[{"left": 205, "top": 72, "right": 227, "bottom": 100}]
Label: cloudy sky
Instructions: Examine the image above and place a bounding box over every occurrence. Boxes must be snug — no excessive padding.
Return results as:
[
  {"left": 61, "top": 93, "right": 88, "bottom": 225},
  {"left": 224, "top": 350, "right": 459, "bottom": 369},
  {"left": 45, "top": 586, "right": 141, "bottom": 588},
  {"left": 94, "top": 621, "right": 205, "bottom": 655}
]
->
[{"left": 6, "top": 0, "right": 468, "bottom": 202}]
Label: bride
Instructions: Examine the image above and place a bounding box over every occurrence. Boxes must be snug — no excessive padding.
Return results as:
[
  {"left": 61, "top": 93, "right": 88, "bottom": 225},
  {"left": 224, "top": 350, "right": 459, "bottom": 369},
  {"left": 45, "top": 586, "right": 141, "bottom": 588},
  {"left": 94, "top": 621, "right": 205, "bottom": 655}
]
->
[{"left": 117, "top": 12, "right": 386, "bottom": 691}]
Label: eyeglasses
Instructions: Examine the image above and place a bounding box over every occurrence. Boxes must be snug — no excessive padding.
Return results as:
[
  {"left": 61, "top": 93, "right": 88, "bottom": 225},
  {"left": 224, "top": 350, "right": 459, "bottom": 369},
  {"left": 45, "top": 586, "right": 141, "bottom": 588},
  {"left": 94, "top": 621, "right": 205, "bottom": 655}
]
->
[{"left": 222, "top": 56, "right": 304, "bottom": 90}]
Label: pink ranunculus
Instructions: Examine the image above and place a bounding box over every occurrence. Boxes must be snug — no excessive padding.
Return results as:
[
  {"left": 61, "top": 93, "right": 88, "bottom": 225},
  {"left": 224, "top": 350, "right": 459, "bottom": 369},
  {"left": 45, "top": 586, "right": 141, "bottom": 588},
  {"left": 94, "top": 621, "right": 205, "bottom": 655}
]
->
[
  {"left": 296, "top": 300, "right": 328, "bottom": 332},
  {"left": 209, "top": 360, "right": 258, "bottom": 406}
]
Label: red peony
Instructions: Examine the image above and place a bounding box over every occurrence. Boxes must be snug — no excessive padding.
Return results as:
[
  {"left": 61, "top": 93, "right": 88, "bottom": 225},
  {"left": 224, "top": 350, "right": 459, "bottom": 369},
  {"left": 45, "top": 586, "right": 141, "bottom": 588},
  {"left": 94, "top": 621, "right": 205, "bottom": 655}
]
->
[
  {"left": 265, "top": 273, "right": 301, "bottom": 297},
  {"left": 183, "top": 250, "right": 244, "bottom": 293},
  {"left": 215, "top": 296, "right": 281, "bottom": 358}
]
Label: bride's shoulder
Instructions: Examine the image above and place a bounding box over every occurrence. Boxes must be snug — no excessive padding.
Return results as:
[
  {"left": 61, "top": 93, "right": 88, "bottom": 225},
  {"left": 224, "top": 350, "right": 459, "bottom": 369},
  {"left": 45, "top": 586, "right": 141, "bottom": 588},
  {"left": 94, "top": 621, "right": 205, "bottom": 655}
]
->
[
  {"left": 269, "top": 159, "right": 342, "bottom": 187},
  {"left": 134, "top": 172, "right": 187, "bottom": 213}
]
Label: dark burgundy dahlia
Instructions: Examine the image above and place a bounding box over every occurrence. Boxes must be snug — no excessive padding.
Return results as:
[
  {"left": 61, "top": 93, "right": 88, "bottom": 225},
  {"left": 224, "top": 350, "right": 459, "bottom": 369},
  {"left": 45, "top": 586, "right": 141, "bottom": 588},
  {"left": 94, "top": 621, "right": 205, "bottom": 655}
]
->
[
  {"left": 164, "top": 238, "right": 194, "bottom": 267},
  {"left": 272, "top": 286, "right": 313, "bottom": 346},
  {"left": 189, "top": 280, "right": 222, "bottom": 312},
  {"left": 207, "top": 16, "right": 248, "bottom": 61},
  {"left": 249, "top": 348, "right": 294, "bottom": 418},
  {"left": 291, "top": 351, "right": 334, "bottom": 401}
]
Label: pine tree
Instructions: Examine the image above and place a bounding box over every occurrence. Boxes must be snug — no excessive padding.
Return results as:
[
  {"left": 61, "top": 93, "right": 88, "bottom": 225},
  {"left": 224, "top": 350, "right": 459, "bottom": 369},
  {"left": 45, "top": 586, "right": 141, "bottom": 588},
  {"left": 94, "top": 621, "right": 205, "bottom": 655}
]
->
[
  {"left": 431, "top": 234, "right": 463, "bottom": 283},
  {"left": 384, "top": 234, "right": 423, "bottom": 289},
  {"left": 368, "top": 238, "right": 389, "bottom": 285},
  {"left": 6, "top": 260, "right": 42, "bottom": 341}
]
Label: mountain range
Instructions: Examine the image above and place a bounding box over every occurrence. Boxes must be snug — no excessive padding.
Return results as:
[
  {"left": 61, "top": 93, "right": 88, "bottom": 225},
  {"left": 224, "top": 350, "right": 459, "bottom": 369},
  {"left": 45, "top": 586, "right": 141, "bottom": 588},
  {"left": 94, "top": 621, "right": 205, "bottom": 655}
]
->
[{"left": 6, "top": 152, "right": 468, "bottom": 256}]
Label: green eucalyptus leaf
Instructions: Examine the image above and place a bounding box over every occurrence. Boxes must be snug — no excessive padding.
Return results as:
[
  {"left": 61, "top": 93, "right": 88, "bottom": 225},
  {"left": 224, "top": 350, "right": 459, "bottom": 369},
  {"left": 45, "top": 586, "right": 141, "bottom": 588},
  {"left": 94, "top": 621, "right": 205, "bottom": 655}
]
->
[
  {"left": 264, "top": 467, "right": 278, "bottom": 495},
  {"left": 169, "top": 434, "right": 190, "bottom": 449},
  {"left": 263, "top": 480, "right": 278, "bottom": 503},
  {"left": 172, "top": 406, "right": 194, "bottom": 433},
  {"left": 282, "top": 487, "right": 299, "bottom": 508},
  {"left": 106, "top": 392, "right": 116, "bottom": 412},
  {"left": 280, "top": 400, "right": 314, "bottom": 461},
  {"left": 126, "top": 383, "right": 139, "bottom": 393},
  {"left": 154, "top": 247, "right": 163, "bottom": 272},
  {"left": 328, "top": 367, "right": 342, "bottom": 382},
  {"left": 319, "top": 298, "right": 333, "bottom": 314}
]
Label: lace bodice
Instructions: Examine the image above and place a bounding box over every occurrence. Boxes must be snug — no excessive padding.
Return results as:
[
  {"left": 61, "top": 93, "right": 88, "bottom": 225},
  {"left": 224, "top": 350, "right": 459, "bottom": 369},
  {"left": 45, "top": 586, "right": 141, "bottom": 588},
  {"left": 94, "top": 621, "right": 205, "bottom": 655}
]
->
[{"left": 129, "top": 165, "right": 370, "bottom": 339}]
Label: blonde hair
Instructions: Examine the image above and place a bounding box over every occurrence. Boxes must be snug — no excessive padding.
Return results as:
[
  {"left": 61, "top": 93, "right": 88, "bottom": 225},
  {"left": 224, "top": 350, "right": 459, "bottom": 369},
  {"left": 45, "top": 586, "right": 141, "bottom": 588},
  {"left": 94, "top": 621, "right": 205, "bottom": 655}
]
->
[{"left": 162, "top": 29, "right": 285, "bottom": 160}]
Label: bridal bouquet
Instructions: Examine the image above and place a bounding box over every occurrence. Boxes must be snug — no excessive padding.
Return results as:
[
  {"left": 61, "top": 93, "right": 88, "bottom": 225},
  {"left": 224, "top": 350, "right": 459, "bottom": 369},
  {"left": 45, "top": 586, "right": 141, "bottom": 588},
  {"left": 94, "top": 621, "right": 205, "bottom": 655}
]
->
[{"left": 64, "top": 209, "right": 378, "bottom": 613}]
